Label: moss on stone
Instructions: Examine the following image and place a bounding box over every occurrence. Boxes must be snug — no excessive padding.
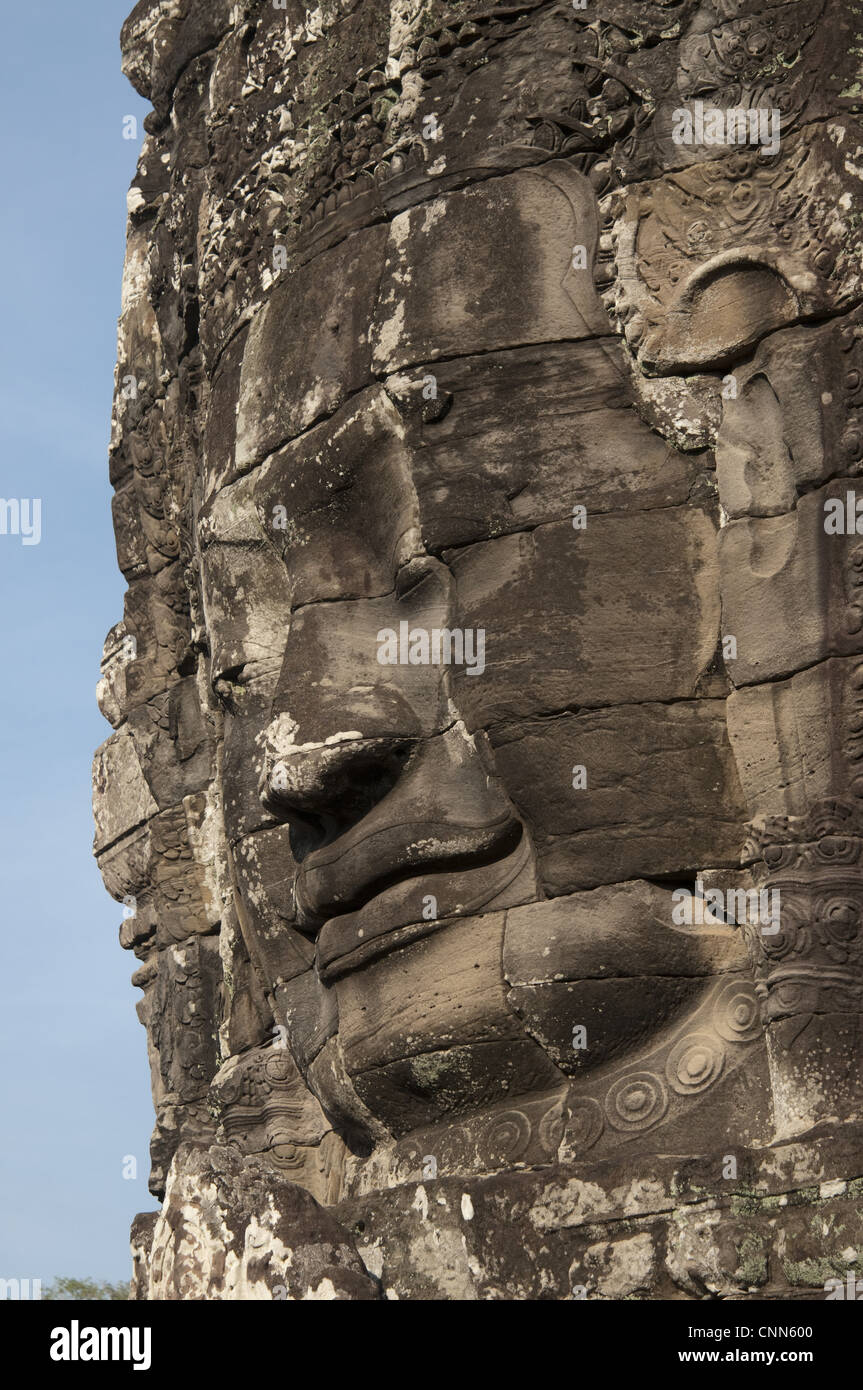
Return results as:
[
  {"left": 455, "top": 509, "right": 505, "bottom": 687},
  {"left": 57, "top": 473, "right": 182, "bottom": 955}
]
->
[
  {"left": 781, "top": 1255, "right": 847, "bottom": 1287},
  {"left": 735, "top": 1233, "right": 768, "bottom": 1286}
]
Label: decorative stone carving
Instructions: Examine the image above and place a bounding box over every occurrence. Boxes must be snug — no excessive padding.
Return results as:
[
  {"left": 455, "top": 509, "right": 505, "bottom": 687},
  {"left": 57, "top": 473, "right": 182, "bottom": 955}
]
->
[
  {"left": 742, "top": 801, "right": 863, "bottom": 1139},
  {"left": 96, "top": 0, "right": 863, "bottom": 1299}
]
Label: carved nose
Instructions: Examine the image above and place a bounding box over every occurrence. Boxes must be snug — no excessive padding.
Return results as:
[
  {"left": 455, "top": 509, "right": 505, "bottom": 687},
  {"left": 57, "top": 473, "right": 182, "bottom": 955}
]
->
[{"left": 261, "top": 734, "right": 414, "bottom": 858}]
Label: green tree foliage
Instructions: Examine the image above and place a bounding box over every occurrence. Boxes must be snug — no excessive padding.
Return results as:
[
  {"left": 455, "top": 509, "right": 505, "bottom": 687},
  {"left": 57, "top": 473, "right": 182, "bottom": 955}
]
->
[{"left": 43, "top": 1277, "right": 130, "bottom": 1301}]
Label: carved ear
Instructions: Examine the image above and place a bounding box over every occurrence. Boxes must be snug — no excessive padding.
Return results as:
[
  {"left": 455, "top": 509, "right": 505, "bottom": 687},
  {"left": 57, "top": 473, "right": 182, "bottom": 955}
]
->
[{"left": 639, "top": 255, "right": 799, "bottom": 374}]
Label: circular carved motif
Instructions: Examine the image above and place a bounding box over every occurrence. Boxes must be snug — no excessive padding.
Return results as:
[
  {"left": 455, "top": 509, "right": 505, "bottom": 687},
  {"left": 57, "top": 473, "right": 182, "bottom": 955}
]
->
[
  {"left": 264, "top": 1053, "right": 293, "bottom": 1083},
  {"left": 772, "top": 979, "right": 817, "bottom": 1014},
  {"left": 537, "top": 1100, "right": 565, "bottom": 1157},
  {"left": 762, "top": 843, "right": 797, "bottom": 871},
  {"left": 713, "top": 981, "right": 762, "bottom": 1043},
  {"left": 604, "top": 1072, "right": 668, "bottom": 1132},
  {"left": 843, "top": 428, "right": 863, "bottom": 464},
  {"left": 562, "top": 1097, "right": 604, "bottom": 1155},
  {"left": 760, "top": 900, "right": 807, "bottom": 962},
  {"left": 485, "top": 1110, "right": 531, "bottom": 1163},
  {"left": 666, "top": 1033, "right": 725, "bottom": 1095},
  {"left": 816, "top": 896, "right": 862, "bottom": 955},
  {"left": 812, "top": 835, "right": 861, "bottom": 867}
]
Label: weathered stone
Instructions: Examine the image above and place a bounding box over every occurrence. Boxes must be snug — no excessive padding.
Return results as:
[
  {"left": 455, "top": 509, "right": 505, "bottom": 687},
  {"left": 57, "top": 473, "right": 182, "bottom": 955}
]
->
[
  {"left": 388, "top": 340, "right": 697, "bottom": 552},
  {"left": 146, "top": 1145, "right": 379, "bottom": 1300},
  {"left": 235, "top": 225, "right": 388, "bottom": 475},
  {"left": 447, "top": 505, "right": 723, "bottom": 725},
  {"left": 370, "top": 166, "right": 609, "bottom": 372},
  {"left": 97, "top": 0, "right": 863, "bottom": 1300},
  {"left": 720, "top": 484, "right": 863, "bottom": 686},
  {"left": 489, "top": 702, "right": 747, "bottom": 890}
]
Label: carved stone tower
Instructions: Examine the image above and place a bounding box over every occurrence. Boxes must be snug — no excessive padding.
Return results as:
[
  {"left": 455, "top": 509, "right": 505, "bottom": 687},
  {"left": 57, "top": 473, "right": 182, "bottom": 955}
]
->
[{"left": 96, "top": 0, "right": 863, "bottom": 1299}]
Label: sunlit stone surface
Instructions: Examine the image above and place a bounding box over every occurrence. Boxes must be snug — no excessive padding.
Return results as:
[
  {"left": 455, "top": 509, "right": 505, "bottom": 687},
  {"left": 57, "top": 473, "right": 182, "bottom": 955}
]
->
[{"left": 97, "top": 0, "right": 863, "bottom": 1300}]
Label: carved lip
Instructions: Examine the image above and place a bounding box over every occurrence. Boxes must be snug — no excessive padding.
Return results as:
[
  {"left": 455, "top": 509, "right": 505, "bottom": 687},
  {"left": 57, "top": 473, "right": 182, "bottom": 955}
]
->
[
  {"left": 311, "top": 823, "right": 529, "bottom": 980},
  {"left": 297, "top": 810, "right": 519, "bottom": 926}
]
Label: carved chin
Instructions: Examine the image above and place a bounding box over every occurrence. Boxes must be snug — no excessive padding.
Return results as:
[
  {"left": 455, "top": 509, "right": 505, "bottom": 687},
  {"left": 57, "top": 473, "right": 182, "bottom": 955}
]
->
[{"left": 265, "top": 879, "right": 752, "bottom": 1142}]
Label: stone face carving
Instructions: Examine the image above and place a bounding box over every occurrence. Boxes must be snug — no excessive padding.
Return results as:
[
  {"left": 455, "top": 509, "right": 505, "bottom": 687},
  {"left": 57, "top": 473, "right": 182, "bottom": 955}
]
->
[{"left": 96, "top": 0, "right": 863, "bottom": 1299}]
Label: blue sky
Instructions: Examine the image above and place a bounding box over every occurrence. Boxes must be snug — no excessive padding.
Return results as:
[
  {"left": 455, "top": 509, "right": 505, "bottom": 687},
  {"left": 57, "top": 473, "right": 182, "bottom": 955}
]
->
[{"left": 0, "top": 1, "right": 155, "bottom": 1283}]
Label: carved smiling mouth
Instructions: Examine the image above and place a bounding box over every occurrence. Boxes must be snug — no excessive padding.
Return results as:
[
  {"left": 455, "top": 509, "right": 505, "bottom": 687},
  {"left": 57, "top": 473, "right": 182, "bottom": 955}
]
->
[{"left": 298, "top": 817, "right": 529, "bottom": 980}]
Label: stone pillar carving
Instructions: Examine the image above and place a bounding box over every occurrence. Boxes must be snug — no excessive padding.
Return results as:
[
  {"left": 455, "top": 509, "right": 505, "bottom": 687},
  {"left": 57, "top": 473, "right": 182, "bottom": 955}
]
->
[{"left": 743, "top": 802, "right": 863, "bottom": 1138}]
